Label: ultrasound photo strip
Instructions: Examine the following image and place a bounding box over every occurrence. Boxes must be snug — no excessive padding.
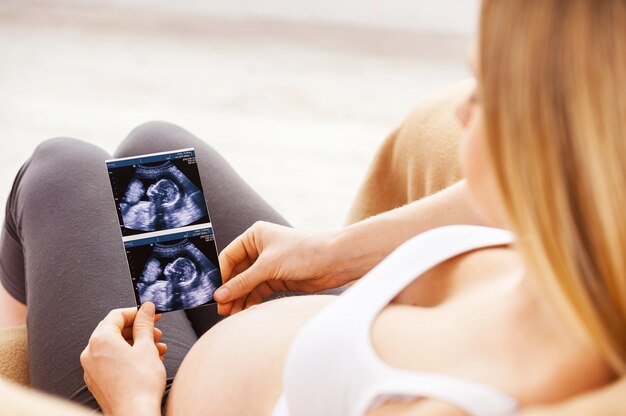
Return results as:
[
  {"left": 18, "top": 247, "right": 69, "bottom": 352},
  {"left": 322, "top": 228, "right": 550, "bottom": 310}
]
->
[{"left": 106, "top": 148, "right": 223, "bottom": 313}]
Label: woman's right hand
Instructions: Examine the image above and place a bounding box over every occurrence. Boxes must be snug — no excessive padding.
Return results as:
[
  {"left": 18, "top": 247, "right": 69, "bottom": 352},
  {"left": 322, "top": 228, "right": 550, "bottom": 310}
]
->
[
  {"left": 214, "top": 221, "right": 345, "bottom": 315},
  {"left": 80, "top": 303, "right": 166, "bottom": 416}
]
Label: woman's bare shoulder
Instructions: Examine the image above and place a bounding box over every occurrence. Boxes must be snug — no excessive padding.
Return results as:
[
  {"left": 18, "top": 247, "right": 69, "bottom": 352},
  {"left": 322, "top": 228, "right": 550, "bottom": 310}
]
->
[
  {"left": 371, "top": 262, "right": 613, "bottom": 411},
  {"left": 393, "top": 245, "right": 523, "bottom": 306}
]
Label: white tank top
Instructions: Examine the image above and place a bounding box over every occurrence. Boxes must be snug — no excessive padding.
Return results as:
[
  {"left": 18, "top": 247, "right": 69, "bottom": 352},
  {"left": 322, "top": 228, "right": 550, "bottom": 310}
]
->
[{"left": 272, "top": 225, "right": 519, "bottom": 416}]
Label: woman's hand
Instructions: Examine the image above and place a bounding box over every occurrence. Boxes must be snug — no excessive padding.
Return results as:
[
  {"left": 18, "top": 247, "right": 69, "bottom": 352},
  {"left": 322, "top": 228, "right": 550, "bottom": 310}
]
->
[
  {"left": 214, "top": 221, "right": 346, "bottom": 316},
  {"left": 80, "top": 302, "right": 167, "bottom": 416}
]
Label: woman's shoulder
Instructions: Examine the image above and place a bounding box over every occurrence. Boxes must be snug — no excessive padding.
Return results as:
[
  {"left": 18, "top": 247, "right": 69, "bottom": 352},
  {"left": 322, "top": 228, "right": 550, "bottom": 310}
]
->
[
  {"left": 371, "top": 252, "right": 613, "bottom": 410},
  {"left": 393, "top": 243, "right": 522, "bottom": 307}
]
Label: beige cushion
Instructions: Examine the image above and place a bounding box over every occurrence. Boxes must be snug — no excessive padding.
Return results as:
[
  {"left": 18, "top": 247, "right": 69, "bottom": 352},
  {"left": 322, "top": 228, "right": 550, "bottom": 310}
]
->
[
  {"left": 346, "top": 80, "right": 472, "bottom": 224},
  {"left": 0, "top": 325, "right": 28, "bottom": 386}
]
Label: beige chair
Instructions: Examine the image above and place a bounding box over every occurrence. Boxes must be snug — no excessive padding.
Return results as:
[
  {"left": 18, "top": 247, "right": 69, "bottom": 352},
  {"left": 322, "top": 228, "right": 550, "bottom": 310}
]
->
[{"left": 0, "top": 82, "right": 623, "bottom": 414}]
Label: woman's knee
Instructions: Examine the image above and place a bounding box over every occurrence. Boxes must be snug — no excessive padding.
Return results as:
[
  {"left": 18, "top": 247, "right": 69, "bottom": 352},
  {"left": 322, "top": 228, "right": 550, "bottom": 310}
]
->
[
  {"left": 116, "top": 121, "right": 209, "bottom": 158},
  {"left": 18, "top": 137, "right": 109, "bottom": 206},
  {"left": 32, "top": 137, "right": 104, "bottom": 165},
  {"left": 24, "top": 138, "right": 110, "bottom": 189},
  {"left": 4, "top": 137, "right": 112, "bottom": 241}
]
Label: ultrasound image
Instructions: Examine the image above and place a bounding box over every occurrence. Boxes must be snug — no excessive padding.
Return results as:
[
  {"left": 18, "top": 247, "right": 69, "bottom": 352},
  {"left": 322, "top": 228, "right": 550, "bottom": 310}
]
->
[
  {"left": 120, "top": 162, "right": 208, "bottom": 232},
  {"left": 137, "top": 239, "right": 221, "bottom": 311}
]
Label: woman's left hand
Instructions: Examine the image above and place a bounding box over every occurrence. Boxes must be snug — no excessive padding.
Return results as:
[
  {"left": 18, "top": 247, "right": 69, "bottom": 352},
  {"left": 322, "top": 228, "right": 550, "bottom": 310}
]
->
[{"left": 80, "top": 302, "right": 167, "bottom": 416}]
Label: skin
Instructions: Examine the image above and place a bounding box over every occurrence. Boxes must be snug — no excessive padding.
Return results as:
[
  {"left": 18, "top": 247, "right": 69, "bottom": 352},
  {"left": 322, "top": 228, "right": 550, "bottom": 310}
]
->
[{"left": 0, "top": 283, "right": 26, "bottom": 327}]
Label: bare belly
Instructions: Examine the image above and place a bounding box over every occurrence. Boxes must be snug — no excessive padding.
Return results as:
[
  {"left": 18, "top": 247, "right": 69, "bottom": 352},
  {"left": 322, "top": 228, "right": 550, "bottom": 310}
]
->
[{"left": 166, "top": 295, "right": 336, "bottom": 416}]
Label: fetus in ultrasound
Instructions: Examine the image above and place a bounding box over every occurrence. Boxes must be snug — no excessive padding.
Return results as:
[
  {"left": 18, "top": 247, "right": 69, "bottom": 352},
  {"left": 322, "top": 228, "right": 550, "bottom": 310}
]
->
[
  {"left": 137, "top": 239, "right": 221, "bottom": 311},
  {"left": 120, "top": 162, "right": 208, "bottom": 232},
  {"left": 136, "top": 259, "right": 173, "bottom": 311}
]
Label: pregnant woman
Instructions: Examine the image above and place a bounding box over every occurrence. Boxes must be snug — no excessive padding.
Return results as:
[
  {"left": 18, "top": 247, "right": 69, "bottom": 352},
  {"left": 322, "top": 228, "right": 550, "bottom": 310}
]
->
[{"left": 1, "top": 0, "right": 625, "bottom": 415}]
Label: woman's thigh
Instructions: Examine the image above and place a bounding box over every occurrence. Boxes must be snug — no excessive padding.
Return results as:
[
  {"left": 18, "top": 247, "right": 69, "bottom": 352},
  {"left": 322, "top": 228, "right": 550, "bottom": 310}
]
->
[{"left": 0, "top": 137, "right": 198, "bottom": 408}]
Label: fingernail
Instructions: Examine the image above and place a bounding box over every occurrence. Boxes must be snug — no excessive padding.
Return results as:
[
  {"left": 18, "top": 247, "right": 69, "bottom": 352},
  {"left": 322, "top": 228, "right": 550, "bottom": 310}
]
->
[
  {"left": 214, "top": 287, "right": 230, "bottom": 302},
  {"left": 143, "top": 302, "right": 155, "bottom": 317}
]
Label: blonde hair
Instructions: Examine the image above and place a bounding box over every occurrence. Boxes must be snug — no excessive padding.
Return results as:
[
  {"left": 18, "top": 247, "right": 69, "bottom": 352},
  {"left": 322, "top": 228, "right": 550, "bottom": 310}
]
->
[{"left": 479, "top": 0, "right": 626, "bottom": 374}]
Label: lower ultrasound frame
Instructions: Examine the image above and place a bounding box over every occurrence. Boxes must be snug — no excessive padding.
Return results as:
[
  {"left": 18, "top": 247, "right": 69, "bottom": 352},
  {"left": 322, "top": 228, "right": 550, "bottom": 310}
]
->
[{"left": 123, "top": 226, "right": 222, "bottom": 313}]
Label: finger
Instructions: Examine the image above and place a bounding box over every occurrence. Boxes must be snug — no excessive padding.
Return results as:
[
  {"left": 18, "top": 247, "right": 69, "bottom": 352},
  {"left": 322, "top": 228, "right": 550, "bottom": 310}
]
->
[
  {"left": 229, "top": 296, "right": 246, "bottom": 315},
  {"left": 228, "top": 257, "right": 254, "bottom": 283},
  {"left": 218, "top": 229, "right": 260, "bottom": 283},
  {"left": 215, "top": 262, "right": 252, "bottom": 309},
  {"left": 243, "top": 293, "right": 263, "bottom": 310},
  {"left": 233, "top": 258, "right": 254, "bottom": 274},
  {"left": 256, "top": 281, "right": 276, "bottom": 300},
  {"left": 267, "top": 279, "right": 290, "bottom": 293},
  {"left": 98, "top": 307, "right": 140, "bottom": 335},
  {"left": 132, "top": 302, "right": 156, "bottom": 347},
  {"left": 217, "top": 300, "right": 234, "bottom": 316},
  {"left": 79, "top": 347, "right": 89, "bottom": 368},
  {"left": 122, "top": 326, "right": 162, "bottom": 342},
  {"left": 216, "top": 274, "right": 282, "bottom": 314},
  {"left": 214, "top": 263, "right": 271, "bottom": 305},
  {"left": 243, "top": 286, "right": 267, "bottom": 310},
  {"left": 122, "top": 327, "right": 132, "bottom": 339},
  {"left": 156, "top": 342, "right": 167, "bottom": 355}
]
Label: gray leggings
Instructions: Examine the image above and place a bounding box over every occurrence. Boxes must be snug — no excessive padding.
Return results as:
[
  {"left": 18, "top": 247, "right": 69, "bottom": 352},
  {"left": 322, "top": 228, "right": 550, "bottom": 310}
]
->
[{"left": 0, "top": 122, "right": 291, "bottom": 408}]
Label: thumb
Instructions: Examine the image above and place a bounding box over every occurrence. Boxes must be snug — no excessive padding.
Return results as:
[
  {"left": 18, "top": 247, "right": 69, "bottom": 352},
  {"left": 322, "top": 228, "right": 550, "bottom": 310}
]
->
[
  {"left": 214, "top": 263, "right": 269, "bottom": 304},
  {"left": 133, "top": 302, "right": 156, "bottom": 346}
]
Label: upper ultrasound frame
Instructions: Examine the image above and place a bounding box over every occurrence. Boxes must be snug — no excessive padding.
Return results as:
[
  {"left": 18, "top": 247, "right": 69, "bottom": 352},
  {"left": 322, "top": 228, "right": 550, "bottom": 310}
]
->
[{"left": 106, "top": 149, "right": 211, "bottom": 237}]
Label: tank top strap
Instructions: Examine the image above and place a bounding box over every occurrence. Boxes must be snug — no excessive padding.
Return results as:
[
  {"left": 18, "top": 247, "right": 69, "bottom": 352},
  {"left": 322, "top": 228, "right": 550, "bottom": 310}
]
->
[
  {"left": 344, "top": 225, "right": 515, "bottom": 315},
  {"left": 357, "top": 370, "right": 519, "bottom": 416}
]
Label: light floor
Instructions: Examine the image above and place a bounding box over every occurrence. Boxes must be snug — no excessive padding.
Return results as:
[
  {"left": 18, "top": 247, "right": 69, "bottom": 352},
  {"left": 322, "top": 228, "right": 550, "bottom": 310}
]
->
[{"left": 0, "top": 3, "right": 470, "bottom": 229}]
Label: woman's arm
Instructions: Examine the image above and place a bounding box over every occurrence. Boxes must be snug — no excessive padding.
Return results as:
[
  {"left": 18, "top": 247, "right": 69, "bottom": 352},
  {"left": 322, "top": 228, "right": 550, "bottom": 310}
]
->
[
  {"left": 215, "top": 179, "right": 484, "bottom": 315},
  {"left": 328, "top": 180, "right": 485, "bottom": 284}
]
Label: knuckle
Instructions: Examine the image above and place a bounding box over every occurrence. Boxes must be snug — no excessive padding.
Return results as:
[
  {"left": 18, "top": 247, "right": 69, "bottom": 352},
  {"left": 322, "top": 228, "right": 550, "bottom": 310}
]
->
[
  {"left": 79, "top": 347, "right": 88, "bottom": 360},
  {"left": 220, "top": 250, "right": 236, "bottom": 267},
  {"left": 88, "top": 332, "right": 108, "bottom": 350},
  {"left": 251, "top": 221, "right": 267, "bottom": 232},
  {"left": 233, "top": 274, "right": 250, "bottom": 293},
  {"left": 104, "top": 308, "right": 121, "bottom": 320},
  {"left": 79, "top": 349, "right": 89, "bottom": 367},
  {"left": 134, "top": 322, "right": 151, "bottom": 334}
]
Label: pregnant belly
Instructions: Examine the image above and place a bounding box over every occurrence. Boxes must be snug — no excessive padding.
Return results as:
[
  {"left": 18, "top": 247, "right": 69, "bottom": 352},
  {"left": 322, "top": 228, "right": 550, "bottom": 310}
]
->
[{"left": 165, "top": 295, "right": 337, "bottom": 416}]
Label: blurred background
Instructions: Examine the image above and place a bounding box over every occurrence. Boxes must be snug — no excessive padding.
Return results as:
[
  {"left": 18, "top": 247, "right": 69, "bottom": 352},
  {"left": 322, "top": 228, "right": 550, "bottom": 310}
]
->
[{"left": 0, "top": 0, "right": 477, "bottom": 229}]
